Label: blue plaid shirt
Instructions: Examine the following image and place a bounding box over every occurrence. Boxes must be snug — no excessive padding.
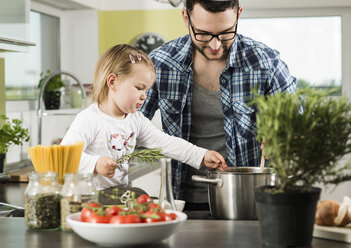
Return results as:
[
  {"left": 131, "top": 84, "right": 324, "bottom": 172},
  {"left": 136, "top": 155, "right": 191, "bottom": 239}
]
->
[{"left": 141, "top": 34, "right": 296, "bottom": 199}]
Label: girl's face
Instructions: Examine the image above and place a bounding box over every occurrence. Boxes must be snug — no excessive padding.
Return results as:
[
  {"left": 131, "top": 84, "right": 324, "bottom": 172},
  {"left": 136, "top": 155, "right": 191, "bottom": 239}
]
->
[{"left": 107, "top": 63, "right": 155, "bottom": 118}]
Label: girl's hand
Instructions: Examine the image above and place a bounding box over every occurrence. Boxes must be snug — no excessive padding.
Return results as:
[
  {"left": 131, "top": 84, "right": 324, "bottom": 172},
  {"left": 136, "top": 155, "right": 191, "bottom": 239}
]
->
[
  {"left": 94, "top": 156, "right": 118, "bottom": 178},
  {"left": 203, "top": 150, "right": 228, "bottom": 171}
]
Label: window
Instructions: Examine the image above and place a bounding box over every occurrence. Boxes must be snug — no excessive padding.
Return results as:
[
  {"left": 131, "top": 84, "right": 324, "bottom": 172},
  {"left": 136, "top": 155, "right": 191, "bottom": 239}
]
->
[
  {"left": 240, "top": 16, "right": 342, "bottom": 95},
  {"left": 4, "top": 11, "right": 60, "bottom": 100}
]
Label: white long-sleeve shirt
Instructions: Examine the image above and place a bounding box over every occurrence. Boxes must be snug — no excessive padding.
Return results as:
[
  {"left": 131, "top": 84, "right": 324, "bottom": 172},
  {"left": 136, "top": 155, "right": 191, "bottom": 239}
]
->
[{"left": 61, "top": 103, "right": 207, "bottom": 190}]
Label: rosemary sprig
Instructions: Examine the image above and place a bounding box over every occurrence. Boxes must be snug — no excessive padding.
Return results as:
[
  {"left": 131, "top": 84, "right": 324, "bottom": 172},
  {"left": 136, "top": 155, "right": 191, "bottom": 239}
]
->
[{"left": 116, "top": 148, "right": 165, "bottom": 169}]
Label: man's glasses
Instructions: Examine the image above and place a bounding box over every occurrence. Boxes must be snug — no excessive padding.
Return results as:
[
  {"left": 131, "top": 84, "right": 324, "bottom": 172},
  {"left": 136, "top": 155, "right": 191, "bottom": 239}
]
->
[{"left": 187, "top": 11, "right": 238, "bottom": 42}]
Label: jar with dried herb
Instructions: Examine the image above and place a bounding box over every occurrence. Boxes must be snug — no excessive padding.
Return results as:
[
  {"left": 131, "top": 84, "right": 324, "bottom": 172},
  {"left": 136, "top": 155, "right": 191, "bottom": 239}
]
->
[
  {"left": 60, "top": 173, "right": 96, "bottom": 231},
  {"left": 24, "top": 171, "right": 61, "bottom": 230}
]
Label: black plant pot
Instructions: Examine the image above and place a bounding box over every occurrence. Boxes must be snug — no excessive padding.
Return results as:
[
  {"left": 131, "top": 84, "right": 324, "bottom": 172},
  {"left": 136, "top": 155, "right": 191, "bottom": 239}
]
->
[
  {"left": 254, "top": 186, "right": 321, "bottom": 248},
  {"left": 0, "top": 153, "right": 5, "bottom": 173},
  {"left": 44, "top": 90, "right": 61, "bottom": 110}
]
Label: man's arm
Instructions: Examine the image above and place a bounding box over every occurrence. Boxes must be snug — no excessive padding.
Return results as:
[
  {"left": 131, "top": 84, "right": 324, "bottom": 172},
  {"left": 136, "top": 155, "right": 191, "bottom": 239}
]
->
[
  {"left": 266, "top": 57, "right": 297, "bottom": 95},
  {"left": 140, "top": 82, "right": 159, "bottom": 120}
]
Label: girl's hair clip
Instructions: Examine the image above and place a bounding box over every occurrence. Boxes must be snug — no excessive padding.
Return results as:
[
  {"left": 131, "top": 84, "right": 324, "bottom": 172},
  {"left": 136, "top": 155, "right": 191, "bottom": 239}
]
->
[
  {"left": 129, "top": 54, "right": 135, "bottom": 64},
  {"left": 136, "top": 53, "right": 142, "bottom": 61}
]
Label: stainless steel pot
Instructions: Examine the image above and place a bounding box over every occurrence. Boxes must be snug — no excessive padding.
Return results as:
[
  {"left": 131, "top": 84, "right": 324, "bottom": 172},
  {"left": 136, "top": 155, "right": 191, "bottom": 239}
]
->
[{"left": 192, "top": 167, "right": 275, "bottom": 220}]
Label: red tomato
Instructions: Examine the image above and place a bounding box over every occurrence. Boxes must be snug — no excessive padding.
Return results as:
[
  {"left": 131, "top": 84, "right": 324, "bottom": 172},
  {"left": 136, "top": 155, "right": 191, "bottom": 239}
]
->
[
  {"left": 81, "top": 202, "right": 102, "bottom": 222},
  {"left": 167, "top": 212, "right": 178, "bottom": 220},
  {"left": 106, "top": 206, "right": 122, "bottom": 216},
  {"left": 144, "top": 217, "right": 161, "bottom": 223},
  {"left": 136, "top": 194, "right": 152, "bottom": 204},
  {"left": 143, "top": 210, "right": 162, "bottom": 223},
  {"left": 86, "top": 211, "right": 111, "bottom": 223},
  {"left": 158, "top": 212, "right": 173, "bottom": 221},
  {"left": 110, "top": 214, "right": 141, "bottom": 224},
  {"left": 148, "top": 203, "right": 163, "bottom": 212}
]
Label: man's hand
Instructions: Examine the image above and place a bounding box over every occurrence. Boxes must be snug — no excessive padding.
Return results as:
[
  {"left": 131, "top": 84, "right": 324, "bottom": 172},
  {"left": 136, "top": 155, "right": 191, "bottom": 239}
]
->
[
  {"left": 203, "top": 150, "right": 228, "bottom": 171},
  {"left": 94, "top": 156, "right": 118, "bottom": 178}
]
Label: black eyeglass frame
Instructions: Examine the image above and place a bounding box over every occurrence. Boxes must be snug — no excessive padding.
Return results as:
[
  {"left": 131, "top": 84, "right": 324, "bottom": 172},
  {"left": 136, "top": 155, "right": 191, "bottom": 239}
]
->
[{"left": 186, "top": 10, "right": 239, "bottom": 42}]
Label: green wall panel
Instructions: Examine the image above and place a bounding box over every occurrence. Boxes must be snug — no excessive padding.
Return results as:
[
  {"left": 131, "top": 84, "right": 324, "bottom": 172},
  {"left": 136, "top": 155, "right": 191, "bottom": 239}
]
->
[{"left": 98, "top": 9, "right": 187, "bottom": 55}]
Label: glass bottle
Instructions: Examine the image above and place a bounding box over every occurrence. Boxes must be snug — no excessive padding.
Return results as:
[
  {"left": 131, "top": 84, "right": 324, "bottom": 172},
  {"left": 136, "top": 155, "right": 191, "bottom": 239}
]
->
[
  {"left": 60, "top": 173, "right": 97, "bottom": 231},
  {"left": 24, "top": 171, "right": 61, "bottom": 230},
  {"left": 70, "top": 84, "right": 82, "bottom": 108},
  {"left": 158, "top": 158, "right": 177, "bottom": 210}
]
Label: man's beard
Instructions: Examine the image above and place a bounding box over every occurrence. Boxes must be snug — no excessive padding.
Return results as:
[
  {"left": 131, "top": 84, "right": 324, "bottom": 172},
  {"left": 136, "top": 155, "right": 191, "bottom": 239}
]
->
[{"left": 193, "top": 42, "right": 231, "bottom": 61}]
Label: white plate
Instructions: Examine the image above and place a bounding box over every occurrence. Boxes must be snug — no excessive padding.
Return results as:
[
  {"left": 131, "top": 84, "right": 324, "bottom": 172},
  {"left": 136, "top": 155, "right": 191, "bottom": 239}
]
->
[{"left": 66, "top": 210, "right": 187, "bottom": 246}]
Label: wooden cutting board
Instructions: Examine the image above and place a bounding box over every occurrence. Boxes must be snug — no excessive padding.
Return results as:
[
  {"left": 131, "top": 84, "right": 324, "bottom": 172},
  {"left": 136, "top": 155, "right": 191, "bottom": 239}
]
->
[
  {"left": 313, "top": 224, "right": 351, "bottom": 243},
  {"left": 8, "top": 166, "right": 35, "bottom": 182}
]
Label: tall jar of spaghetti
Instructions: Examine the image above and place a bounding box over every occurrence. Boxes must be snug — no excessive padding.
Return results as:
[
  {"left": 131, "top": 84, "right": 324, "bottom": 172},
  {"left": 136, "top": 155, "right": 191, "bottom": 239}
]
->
[
  {"left": 60, "top": 173, "right": 97, "bottom": 231},
  {"left": 24, "top": 171, "right": 61, "bottom": 230}
]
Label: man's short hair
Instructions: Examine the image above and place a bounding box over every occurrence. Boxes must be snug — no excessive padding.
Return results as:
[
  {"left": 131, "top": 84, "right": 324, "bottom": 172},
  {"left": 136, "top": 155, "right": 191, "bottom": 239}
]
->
[{"left": 185, "top": 0, "right": 239, "bottom": 13}]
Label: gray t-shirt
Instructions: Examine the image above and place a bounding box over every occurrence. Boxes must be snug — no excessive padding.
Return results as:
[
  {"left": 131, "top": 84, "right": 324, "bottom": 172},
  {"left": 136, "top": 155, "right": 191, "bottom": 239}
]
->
[{"left": 184, "top": 82, "right": 228, "bottom": 203}]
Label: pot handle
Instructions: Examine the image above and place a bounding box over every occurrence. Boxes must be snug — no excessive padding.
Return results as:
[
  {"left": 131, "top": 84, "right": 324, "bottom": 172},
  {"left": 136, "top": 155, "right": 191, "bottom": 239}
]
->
[{"left": 191, "top": 175, "right": 223, "bottom": 188}]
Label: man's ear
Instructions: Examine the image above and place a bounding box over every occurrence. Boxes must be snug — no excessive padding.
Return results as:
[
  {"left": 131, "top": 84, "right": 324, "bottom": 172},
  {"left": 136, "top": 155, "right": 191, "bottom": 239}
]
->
[
  {"left": 106, "top": 73, "right": 118, "bottom": 88},
  {"left": 182, "top": 9, "right": 189, "bottom": 29},
  {"left": 237, "top": 6, "right": 243, "bottom": 19}
]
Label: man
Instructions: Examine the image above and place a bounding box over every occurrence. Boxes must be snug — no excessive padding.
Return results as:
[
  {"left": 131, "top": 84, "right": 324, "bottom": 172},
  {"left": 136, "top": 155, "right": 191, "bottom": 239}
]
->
[{"left": 141, "top": 0, "right": 296, "bottom": 210}]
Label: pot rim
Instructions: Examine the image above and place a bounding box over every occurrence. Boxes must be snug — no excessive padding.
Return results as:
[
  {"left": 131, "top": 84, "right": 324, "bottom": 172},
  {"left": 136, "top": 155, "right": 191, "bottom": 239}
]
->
[{"left": 208, "top": 167, "right": 273, "bottom": 175}]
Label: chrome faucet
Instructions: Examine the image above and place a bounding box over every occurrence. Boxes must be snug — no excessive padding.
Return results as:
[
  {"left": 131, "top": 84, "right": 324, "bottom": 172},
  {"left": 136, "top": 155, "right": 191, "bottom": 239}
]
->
[{"left": 37, "top": 71, "right": 86, "bottom": 145}]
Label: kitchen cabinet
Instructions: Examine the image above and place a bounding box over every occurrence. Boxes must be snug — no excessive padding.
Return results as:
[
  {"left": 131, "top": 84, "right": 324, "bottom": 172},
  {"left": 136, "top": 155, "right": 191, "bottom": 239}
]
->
[{"left": 0, "top": 0, "right": 35, "bottom": 52}]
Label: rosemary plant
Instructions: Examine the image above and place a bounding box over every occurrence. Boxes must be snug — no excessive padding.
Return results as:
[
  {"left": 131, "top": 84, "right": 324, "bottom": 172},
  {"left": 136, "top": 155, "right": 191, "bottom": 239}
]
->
[
  {"left": 116, "top": 148, "right": 165, "bottom": 167},
  {"left": 254, "top": 89, "right": 351, "bottom": 193}
]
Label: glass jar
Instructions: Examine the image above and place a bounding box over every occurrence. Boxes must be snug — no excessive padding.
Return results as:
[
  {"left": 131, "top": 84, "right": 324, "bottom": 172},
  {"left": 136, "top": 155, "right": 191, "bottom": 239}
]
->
[
  {"left": 60, "top": 173, "right": 96, "bottom": 231},
  {"left": 24, "top": 171, "right": 61, "bottom": 230}
]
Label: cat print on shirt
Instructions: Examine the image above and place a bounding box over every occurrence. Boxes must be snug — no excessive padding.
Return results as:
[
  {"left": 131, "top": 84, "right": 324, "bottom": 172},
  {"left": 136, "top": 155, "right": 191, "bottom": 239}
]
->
[{"left": 109, "top": 132, "right": 135, "bottom": 160}]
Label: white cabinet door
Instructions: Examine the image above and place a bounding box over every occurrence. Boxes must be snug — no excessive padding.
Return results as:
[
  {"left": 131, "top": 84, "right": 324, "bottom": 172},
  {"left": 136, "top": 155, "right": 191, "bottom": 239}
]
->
[{"left": 0, "top": 0, "right": 34, "bottom": 51}]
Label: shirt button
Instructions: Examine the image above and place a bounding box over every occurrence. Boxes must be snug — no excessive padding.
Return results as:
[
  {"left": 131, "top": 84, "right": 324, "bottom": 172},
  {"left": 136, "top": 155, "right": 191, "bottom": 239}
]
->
[
  {"left": 224, "top": 106, "right": 229, "bottom": 111},
  {"left": 222, "top": 79, "right": 226, "bottom": 83},
  {"left": 172, "top": 108, "right": 176, "bottom": 112}
]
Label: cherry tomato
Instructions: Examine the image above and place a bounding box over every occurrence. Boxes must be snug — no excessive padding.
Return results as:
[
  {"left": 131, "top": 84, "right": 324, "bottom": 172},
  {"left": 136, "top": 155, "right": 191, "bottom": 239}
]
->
[
  {"left": 136, "top": 194, "right": 152, "bottom": 204},
  {"left": 148, "top": 203, "right": 163, "bottom": 212},
  {"left": 167, "top": 212, "right": 178, "bottom": 220},
  {"left": 158, "top": 212, "right": 173, "bottom": 221},
  {"left": 81, "top": 202, "right": 102, "bottom": 222},
  {"left": 143, "top": 210, "right": 162, "bottom": 223},
  {"left": 106, "top": 206, "right": 122, "bottom": 216},
  {"left": 86, "top": 211, "right": 111, "bottom": 223},
  {"left": 110, "top": 214, "right": 141, "bottom": 224}
]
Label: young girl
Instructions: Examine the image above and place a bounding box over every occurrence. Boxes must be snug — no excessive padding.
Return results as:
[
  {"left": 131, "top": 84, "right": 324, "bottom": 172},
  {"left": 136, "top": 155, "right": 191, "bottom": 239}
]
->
[{"left": 61, "top": 44, "right": 227, "bottom": 190}]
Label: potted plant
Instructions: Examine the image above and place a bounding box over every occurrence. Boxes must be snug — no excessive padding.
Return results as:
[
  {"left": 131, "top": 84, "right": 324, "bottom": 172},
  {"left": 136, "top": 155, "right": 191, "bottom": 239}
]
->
[
  {"left": 38, "top": 70, "right": 65, "bottom": 110},
  {"left": 0, "top": 115, "right": 30, "bottom": 173},
  {"left": 253, "top": 89, "right": 351, "bottom": 247}
]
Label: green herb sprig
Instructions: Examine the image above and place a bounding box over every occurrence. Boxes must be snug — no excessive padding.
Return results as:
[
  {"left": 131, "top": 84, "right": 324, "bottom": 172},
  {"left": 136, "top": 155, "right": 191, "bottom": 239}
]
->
[
  {"left": 0, "top": 115, "right": 30, "bottom": 154},
  {"left": 116, "top": 148, "right": 165, "bottom": 168}
]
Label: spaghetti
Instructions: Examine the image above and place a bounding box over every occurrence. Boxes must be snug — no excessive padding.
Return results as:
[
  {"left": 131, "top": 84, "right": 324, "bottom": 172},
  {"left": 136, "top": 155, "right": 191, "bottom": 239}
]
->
[{"left": 27, "top": 142, "right": 84, "bottom": 184}]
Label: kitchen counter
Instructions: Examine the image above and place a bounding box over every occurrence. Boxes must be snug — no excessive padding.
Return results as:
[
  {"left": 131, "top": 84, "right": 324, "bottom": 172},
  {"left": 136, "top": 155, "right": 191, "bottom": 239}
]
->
[
  {"left": 1, "top": 183, "right": 351, "bottom": 247},
  {"left": 1, "top": 217, "right": 350, "bottom": 247}
]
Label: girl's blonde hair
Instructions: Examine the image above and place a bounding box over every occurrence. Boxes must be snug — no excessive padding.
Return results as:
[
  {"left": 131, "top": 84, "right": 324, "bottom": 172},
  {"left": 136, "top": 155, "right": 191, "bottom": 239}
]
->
[{"left": 93, "top": 44, "right": 156, "bottom": 103}]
